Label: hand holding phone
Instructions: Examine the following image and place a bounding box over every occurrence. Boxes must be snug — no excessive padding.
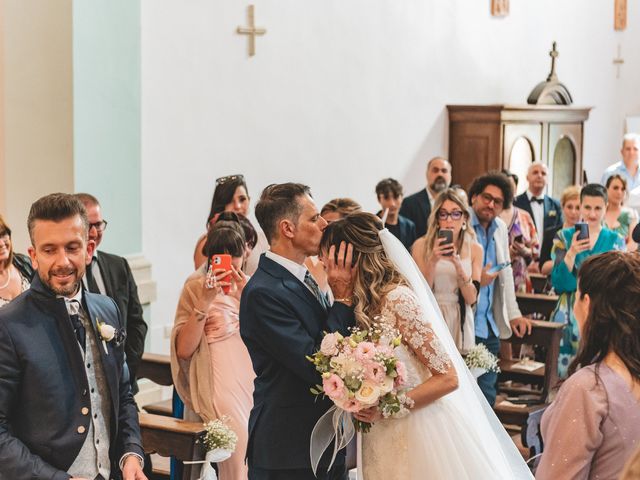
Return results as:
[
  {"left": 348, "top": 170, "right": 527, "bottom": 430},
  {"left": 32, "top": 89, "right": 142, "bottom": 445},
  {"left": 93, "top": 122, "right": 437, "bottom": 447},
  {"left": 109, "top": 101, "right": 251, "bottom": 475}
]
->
[
  {"left": 575, "top": 222, "right": 589, "bottom": 241},
  {"left": 208, "top": 254, "right": 233, "bottom": 294},
  {"left": 437, "top": 229, "right": 454, "bottom": 257}
]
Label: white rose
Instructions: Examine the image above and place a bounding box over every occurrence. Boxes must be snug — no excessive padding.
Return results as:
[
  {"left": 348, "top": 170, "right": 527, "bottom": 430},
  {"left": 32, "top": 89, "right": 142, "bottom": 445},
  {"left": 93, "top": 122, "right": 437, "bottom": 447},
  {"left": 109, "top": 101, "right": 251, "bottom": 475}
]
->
[
  {"left": 355, "top": 381, "right": 381, "bottom": 406},
  {"left": 380, "top": 376, "right": 394, "bottom": 394},
  {"left": 320, "top": 333, "right": 339, "bottom": 356},
  {"left": 99, "top": 323, "right": 116, "bottom": 342}
]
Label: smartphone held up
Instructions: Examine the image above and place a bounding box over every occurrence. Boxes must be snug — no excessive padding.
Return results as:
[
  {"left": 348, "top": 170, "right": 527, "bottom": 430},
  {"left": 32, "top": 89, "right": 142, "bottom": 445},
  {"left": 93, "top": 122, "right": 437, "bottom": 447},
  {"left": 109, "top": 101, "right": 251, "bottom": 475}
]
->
[
  {"left": 438, "top": 229, "right": 454, "bottom": 256},
  {"left": 207, "top": 254, "right": 233, "bottom": 294}
]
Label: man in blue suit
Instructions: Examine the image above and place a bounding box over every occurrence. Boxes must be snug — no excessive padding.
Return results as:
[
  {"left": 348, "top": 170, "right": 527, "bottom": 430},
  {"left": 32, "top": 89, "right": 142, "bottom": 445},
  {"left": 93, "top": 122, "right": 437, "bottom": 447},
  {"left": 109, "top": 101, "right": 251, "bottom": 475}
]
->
[
  {"left": 0, "top": 193, "right": 146, "bottom": 480},
  {"left": 240, "top": 183, "right": 356, "bottom": 480},
  {"left": 513, "top": 162, "right": 563, "bottom": 239}
]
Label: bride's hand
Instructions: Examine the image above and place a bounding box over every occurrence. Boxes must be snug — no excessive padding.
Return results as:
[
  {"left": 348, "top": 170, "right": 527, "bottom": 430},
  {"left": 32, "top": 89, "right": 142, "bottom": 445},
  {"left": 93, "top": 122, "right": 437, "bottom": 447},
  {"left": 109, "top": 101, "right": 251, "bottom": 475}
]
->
[
  {"left": 353, "top": 406, "right": 382, "bottom": 423},
  {"left": 326, "top": 241, "right": 356, "bottom": 301}
]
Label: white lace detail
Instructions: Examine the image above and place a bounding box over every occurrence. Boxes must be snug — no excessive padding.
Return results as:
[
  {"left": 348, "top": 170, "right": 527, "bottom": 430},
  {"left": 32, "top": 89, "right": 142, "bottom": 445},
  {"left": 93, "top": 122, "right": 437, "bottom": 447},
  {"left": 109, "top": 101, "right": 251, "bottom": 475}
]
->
[{"left": 381, "top": 285, "right": 452, "bottom": 375}]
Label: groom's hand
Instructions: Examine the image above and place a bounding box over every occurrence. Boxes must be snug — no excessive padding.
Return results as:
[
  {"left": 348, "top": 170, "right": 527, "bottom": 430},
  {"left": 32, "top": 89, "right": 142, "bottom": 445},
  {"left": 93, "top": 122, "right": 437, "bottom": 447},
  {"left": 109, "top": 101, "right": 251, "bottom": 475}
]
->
[{"left": 327, "top": 241, "right": 356, "bottom": 303}]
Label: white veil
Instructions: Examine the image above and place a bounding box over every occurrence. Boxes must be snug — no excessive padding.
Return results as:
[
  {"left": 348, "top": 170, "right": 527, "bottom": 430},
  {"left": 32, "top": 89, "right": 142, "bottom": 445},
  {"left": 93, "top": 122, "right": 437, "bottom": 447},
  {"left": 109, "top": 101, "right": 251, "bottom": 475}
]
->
[{"left": 378, "top": 228, "right": 534, "bottom": 479}]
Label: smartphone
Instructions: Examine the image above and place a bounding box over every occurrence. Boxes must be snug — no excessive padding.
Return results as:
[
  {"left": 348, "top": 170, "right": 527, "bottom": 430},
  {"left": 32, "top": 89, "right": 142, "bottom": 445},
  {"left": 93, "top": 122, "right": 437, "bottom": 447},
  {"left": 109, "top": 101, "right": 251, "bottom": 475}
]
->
[
  {"left": 209, "top": 254, "right": 232, "bottom": 294},
  {"left": 488, "top": 261, "right": 511, "bottom": 274},
  {"left": 438, "top": 229, "right": 454, "bottom": 256},
  {"left": 513, "top": 234, "right": 524, "bottom": 244},
  {"left": 575, "top": 222, "right": 589, "bottom": 241}
]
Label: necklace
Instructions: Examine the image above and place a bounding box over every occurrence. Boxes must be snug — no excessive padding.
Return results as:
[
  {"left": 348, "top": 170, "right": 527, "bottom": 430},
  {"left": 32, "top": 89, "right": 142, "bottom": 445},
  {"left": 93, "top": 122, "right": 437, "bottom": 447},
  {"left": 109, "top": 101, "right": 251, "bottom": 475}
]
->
[{"left": 0, "top": 266, "right": 12, "bottom": 290}]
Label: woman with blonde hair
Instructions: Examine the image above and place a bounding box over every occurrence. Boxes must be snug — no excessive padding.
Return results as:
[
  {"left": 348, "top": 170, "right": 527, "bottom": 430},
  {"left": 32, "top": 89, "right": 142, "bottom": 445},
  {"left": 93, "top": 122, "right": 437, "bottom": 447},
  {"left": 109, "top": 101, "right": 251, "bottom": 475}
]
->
[
  {"left": 412, "top": 189, "right": 482, "bottom": 352},
  {"left": 319, "top": 213, "right": 532, "bottom": 479}
]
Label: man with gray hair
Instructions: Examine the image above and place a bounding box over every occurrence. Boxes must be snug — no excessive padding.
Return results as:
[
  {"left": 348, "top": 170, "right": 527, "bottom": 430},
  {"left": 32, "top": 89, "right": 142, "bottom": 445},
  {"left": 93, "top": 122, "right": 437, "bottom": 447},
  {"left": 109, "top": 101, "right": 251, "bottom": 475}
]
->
[
  {"left": 601, "top": 133, "right": 640, "bottom": 190},
  {"left": 400, "top": 156, "right": 452, "bottom": 238}
]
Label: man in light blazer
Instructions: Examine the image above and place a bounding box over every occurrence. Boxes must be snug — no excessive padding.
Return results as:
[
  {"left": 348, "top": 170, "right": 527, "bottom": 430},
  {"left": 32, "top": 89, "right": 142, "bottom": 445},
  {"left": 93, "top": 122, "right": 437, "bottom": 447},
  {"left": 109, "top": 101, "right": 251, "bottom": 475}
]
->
[{"left": 469, "top": 173, "right": 533, "bottom": 406}]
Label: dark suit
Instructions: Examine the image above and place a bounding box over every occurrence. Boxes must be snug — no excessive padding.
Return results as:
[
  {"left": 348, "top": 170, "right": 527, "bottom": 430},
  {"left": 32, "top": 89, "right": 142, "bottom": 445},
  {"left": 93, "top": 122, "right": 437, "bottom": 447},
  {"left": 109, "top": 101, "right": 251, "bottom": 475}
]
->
[
  {"left": 399, "top": 189, "right": 431, "bottom": 239},
  {"left": 513, "top": 193, "right": 563, "bottom": 235},
  {"left": 89, "top": 251, "right": 148, "bottom": 393},
  {"left": 0, "top": 275, "right": 144, "bottom": 480},
  {"left": 240, "top": 255, "right": 355, "bottom": 480}
]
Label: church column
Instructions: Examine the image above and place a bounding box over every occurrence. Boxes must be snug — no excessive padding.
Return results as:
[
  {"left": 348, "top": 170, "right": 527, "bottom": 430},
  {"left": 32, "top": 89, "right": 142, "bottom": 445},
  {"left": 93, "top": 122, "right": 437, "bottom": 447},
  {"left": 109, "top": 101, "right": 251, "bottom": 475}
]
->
[{"left": 0, "top": 0, "right": 74, "bottom": 251}]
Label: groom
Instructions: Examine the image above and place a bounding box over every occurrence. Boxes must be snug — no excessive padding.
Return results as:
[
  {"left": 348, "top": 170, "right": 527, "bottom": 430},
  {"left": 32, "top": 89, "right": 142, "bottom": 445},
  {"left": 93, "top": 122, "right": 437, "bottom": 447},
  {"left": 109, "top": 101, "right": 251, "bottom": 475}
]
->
[{"left": 240, "top": 183, "right": 356, "bottom": 480}]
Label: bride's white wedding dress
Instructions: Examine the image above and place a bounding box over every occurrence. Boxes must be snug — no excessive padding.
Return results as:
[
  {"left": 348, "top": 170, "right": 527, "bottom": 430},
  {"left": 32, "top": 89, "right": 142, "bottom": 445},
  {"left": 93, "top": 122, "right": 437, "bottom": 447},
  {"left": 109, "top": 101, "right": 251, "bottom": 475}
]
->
[{"left": 359, "top": 230, "right": 533, "bottom": 480}]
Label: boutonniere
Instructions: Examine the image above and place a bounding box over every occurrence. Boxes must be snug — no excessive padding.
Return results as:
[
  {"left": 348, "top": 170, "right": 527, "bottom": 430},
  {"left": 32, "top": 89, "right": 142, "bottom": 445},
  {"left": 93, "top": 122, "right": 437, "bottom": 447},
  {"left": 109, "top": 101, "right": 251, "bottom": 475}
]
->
[
  {"left": 96, "top": 317, "right": 127, "bottom": 354},
  {"left": 549, "top": 210, "right": 557, "bottom": 217}
]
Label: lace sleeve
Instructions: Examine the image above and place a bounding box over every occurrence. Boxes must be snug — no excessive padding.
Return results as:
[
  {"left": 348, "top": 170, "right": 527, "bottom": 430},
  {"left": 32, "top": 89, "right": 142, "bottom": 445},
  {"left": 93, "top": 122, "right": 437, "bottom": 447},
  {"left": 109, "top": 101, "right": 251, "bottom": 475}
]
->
[{"left": 386, "top": 286, "right": 453, "bottom": 375}]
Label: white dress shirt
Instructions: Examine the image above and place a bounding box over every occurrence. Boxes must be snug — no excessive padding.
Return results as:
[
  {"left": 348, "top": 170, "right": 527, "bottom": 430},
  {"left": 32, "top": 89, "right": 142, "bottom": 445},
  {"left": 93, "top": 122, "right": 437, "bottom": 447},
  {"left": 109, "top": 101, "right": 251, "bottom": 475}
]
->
[{"left": 527, "top": 191, "right": 545, "bottom": 236}]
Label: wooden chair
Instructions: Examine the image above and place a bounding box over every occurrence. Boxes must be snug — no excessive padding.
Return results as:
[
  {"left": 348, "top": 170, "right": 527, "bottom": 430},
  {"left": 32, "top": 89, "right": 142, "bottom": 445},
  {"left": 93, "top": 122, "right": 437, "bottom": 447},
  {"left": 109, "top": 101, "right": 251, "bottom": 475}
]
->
[{"left": 139, "top": 412, "right": 205, "bottom": 480}]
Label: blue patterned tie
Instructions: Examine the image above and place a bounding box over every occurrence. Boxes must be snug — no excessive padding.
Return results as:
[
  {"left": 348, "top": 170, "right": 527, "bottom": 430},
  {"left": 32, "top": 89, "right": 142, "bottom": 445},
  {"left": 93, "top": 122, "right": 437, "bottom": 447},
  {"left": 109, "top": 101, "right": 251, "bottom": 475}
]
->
[
  {"left": 304, "top": 271, "right": 329, "bottom": 311},
  {"left": 67, "top": 299, "right": 85, "bottom": 352}
]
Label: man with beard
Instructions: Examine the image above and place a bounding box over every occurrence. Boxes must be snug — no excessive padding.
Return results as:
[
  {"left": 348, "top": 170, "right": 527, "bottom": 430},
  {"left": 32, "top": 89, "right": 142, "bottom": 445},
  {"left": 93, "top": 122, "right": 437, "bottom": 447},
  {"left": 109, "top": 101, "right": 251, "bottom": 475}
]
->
[
  {"left": 513, "top": 162, "right": 563, "bottom": 241},
  {"left": 0, "top": 193, "right": 146, "bottom": 480},
  {"left": 240, "top": 183, "right": 356, "bottom": 480},
  {"left": 469, "top": 173, "right": 532, "bottom": 405},
  {"left": 400, "top": 156, "right": 452, "bottom": 238}
]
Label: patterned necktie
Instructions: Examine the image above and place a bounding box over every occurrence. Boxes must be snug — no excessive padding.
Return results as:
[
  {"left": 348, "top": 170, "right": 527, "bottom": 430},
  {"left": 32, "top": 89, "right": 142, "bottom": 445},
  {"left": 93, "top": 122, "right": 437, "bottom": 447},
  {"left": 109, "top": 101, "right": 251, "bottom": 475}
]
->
[
  {"left": 304, "top": 271, "right": 329, "bottom": 311},
  {"left": 67, "top": 299, "right": 86, "bottom": 352}
]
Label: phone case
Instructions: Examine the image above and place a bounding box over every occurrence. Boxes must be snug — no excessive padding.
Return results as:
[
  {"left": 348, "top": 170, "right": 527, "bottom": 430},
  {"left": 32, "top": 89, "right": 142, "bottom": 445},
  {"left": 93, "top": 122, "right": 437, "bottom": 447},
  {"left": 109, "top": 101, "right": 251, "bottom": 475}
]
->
[{"left": 210, "top": 254, "right": 233, "bottom": 293}]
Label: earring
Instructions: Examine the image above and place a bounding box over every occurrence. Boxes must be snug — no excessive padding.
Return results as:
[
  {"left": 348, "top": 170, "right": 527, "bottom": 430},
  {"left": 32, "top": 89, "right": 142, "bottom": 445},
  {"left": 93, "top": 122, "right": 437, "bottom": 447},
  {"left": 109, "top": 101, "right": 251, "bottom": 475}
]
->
[{"left": 461, "top": 222, "right": 467, "bottom": 231}]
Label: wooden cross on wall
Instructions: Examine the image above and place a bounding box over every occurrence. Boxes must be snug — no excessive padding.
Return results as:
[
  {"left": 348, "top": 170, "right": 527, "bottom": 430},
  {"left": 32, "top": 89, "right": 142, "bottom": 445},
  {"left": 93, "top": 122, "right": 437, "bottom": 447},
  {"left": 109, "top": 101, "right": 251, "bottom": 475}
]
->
[
  {"left": 615, "top": 0, "right": 627, "bottom": 30},
  {"left": 237, "top": 5, "right": 266, "bottom": 57}
]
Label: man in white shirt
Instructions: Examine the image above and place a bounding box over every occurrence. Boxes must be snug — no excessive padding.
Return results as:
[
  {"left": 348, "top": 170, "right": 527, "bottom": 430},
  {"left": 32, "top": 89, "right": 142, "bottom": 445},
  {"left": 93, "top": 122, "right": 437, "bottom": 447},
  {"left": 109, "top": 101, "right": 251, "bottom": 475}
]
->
[
  {"left": 513, "top": 162, "right": 563, "bottom": 238},
  {"left": 601, "top": 133, "right": 640, "bottom": 190}
]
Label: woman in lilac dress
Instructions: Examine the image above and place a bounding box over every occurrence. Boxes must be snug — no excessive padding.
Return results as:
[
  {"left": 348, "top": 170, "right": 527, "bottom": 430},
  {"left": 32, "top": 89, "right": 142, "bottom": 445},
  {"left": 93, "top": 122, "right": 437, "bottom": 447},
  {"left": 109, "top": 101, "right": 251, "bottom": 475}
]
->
[{"left": 537, "top": 251, "right": 640, "bottom": 480}]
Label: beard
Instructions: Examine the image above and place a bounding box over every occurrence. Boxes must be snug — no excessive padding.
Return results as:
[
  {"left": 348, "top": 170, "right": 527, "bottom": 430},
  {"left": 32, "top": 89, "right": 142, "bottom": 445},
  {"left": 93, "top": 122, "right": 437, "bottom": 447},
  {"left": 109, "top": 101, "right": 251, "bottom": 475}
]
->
[
  {"left": 39, "top": 267, "right": 81, "bottom": 297},
  {"left": 430, "top": 177, "right": 448, "bottom": 193}
]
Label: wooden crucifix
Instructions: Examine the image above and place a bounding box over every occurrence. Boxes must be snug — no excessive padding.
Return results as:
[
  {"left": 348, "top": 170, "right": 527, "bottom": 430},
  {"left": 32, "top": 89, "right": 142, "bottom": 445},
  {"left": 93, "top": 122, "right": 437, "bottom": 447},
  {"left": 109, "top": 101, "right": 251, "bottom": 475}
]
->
[
  {"left": 237, "top": 5, "right": 266, "bottom": 57},
  {"left": 614, "top": 0, "right": 627, "bottom": 31}
]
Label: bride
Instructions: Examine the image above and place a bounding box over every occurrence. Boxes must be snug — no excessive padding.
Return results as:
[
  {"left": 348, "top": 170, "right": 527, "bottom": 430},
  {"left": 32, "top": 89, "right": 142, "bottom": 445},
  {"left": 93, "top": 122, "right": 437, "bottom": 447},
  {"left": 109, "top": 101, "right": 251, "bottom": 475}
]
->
[{"left": 319, "top": 213, "right": 533, "bottom": 479}]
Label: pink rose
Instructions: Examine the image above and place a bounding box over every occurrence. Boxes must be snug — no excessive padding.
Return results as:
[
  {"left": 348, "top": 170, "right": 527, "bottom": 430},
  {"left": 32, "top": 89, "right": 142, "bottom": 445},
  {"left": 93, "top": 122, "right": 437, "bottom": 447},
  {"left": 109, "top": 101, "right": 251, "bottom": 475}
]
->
[
  {"left": 320, "top": 333, "right": 340, "bottom": 356},
  {"left": 340, "top": 397, "right": 362, "bottom": 413},
  {"left": 364, "top": 362, "right": 386, "bottom": 383},
  {"left": 394, "top": 361, "right": 407, "bottom": 387},
  {"left": 355, "top": 342, "right": 376, "bottom": 361},
  {"left": 323, "top": 374, "right": 346, "bottom": 400}
]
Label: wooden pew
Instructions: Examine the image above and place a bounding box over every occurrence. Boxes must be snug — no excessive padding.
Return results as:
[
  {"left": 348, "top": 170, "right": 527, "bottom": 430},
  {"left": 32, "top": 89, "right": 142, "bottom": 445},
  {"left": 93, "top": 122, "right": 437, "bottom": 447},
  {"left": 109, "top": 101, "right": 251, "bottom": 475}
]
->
[
  {"left": 139, "top": 412, "right": 205, "bottom": 480},
  {"left": 528, "top": 273, "right": 549, "bottom": 294},
  {"left": 138, "top": 352, "right": 173, "bottom": 386},
  {"left": 494, "top": 319, "right": 564, "bottom": 451},
  {"left": 516, "top": 292, "right": 559, "bottom": 321},
  {"left": 137, "top": 353, "right": 174, "bottom": 417}
]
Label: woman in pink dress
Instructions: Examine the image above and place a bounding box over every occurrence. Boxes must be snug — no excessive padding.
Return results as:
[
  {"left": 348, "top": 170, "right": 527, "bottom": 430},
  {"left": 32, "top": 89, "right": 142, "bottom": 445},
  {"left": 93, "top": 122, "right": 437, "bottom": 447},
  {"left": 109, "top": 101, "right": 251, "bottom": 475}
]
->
[
  {"left": 536, "top": 251, "right": 640, "bottom": 479},
  {"left": 172, "top": 225, "right": 255, "bottom": 480}
]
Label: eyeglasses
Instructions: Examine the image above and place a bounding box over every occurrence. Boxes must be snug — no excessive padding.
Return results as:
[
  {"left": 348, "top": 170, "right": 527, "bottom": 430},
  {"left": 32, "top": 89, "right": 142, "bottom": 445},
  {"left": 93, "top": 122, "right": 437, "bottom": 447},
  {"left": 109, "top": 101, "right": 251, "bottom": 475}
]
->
[
  {"left": 437, "top": 209, "right": 464, "bottom": 221},
  {"left": 89, "top": 220, "right": 108, "bottom": 232},
  {"left": 479, "top": 192, "right": 504, "bottom": 208},
  {"left": 216, "top": 174, "right": 245, "bottom": 185}
]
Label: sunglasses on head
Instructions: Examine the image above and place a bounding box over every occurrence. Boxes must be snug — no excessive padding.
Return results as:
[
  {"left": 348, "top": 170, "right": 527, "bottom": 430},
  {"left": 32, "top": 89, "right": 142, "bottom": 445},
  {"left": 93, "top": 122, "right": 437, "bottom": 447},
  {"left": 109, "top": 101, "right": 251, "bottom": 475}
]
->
[{"left": 216, "top": 174, "right": 245, "bottom": 185}]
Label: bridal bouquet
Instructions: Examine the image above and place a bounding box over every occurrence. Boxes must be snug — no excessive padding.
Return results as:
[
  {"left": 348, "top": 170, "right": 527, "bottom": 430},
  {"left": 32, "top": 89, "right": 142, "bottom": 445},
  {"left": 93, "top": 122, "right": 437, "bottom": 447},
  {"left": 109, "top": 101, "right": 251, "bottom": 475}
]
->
[
  {"left": 307, "top": 325, "right": 413, "bottom": 433},
  {"left": 464, "top": 343, "right": 500, "bottom": 378}
]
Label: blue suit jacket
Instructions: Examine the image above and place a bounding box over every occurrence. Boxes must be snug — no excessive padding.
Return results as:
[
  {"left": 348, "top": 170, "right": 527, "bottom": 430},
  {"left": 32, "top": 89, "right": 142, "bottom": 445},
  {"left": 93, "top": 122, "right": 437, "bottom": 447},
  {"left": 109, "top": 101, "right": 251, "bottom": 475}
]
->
[
  {"left": 0, "top": 275, "right": 144, "bottom": 480},
  {"left": 399, "top": 189, "right": 431, "bottom": 239},
  {"left": 239, "top": 255, "right": 355, "bottom": 471},
  {"left": 513, "top": 193, "right": 563, "bottom": 233}
]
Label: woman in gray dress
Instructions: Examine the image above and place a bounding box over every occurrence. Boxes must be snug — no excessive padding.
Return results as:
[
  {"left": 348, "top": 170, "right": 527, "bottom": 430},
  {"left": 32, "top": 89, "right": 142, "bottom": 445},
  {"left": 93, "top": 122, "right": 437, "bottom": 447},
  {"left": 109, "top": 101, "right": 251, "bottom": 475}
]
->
[{"left": 536, "top": 251, "right": 640, "bottom": 479}]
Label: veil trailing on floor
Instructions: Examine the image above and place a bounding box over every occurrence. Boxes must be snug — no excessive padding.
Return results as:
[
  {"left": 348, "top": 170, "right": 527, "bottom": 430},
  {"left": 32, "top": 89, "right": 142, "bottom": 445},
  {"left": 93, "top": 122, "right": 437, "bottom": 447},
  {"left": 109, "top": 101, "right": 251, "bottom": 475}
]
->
[{"left": 377, "top": 228, "right": 534, "bottom": 479}]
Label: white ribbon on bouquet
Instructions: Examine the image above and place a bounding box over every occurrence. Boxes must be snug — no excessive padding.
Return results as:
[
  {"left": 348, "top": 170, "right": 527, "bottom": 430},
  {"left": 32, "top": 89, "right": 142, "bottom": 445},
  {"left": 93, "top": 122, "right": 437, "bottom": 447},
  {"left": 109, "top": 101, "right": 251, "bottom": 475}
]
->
[
  {"left": 309, "top": 405, "right": 356, "bottom": 477},
  {"left": 183, "top": 448, "right": 232, "bottom": 480}
]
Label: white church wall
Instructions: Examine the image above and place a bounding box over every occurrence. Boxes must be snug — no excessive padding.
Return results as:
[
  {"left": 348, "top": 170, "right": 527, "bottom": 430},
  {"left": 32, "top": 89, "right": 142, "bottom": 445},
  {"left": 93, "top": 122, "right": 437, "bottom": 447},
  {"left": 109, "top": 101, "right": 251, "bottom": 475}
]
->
[{"left": 141, "top": 0, "right": 640, "bottom": 352}]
